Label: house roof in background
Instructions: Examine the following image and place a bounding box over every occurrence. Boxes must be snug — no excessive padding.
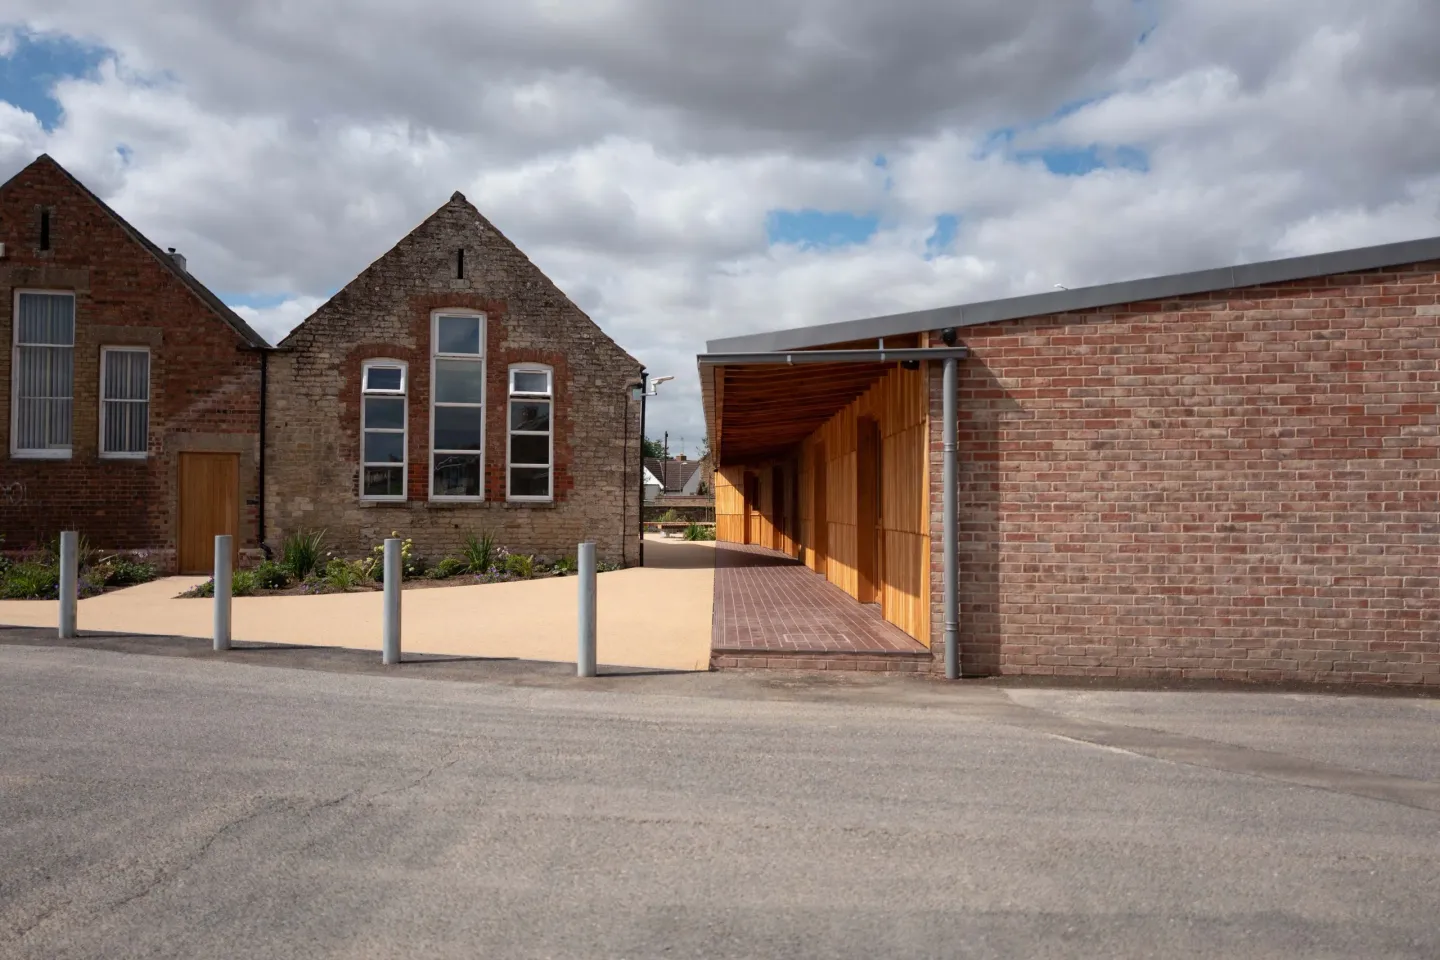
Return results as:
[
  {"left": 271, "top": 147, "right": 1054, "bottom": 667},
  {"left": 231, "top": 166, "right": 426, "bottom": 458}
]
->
[{"left": 644, "top": 457, "right": 703, "bottom": 493}]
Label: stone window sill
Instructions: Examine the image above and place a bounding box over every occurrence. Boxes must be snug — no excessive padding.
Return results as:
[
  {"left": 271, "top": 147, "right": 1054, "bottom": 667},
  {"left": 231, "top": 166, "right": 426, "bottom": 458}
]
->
[
  {"left": 424, "top": 499, "right": 558, "bottom": 510},
  {"left": 358, "top": 499, "right": 557, "bottom": 510}
]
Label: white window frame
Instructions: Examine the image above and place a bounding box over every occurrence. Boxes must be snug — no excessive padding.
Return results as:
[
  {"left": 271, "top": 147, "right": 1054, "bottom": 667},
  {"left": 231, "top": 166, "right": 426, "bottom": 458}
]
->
[
  {"left": 506, "top": 363, "right": 554, "bottom": 502},
  {"left": 98, "top": 345, "right": 151, "bottom": 460},
  {"left": 360, "top": 359, "right": 408, "bottom": 501},
  {"left": 428, "top": 310, "right": 486, "bottom": 501},
  {"left": 10, "top": 289, "right": 76, "bottom": 460}
]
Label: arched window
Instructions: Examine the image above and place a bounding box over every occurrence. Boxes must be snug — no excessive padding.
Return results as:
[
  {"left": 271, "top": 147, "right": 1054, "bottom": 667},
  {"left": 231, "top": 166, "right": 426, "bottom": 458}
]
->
[{"left": 429, "top": 311, "right": 486, "bottom": 500}]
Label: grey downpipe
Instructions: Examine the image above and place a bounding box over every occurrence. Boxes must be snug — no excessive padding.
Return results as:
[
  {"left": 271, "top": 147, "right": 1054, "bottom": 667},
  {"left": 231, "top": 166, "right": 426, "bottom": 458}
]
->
[
  {"left": 942, "top": 355, "right": 960, "bottom": 680},
  {"left": 637, "top": 370, "right": 647, "bottom": 567},
  {"left": 258, "top": 349, "right": 267, "bottom": 554}
]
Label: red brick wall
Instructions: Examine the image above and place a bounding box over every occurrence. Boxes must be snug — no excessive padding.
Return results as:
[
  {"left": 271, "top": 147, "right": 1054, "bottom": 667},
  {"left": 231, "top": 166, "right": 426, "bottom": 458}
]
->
[
  {"left": 335, "top": 295, "right": 575, "bottom": 505},
  {"left": 929, "top": 261, "right": 1440, "bottom": 687},
  {"left": 0, "top": 158, "right": 263, "bottom": 568}
]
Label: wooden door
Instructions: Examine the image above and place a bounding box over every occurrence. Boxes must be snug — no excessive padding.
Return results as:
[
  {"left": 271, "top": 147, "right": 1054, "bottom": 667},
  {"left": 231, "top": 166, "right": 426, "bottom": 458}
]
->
[
  {"left": 771, "top": 465, "right": 786, "bottom": 553},
  {"left": 856, "top": 417, "right": 881, "bottom": 604},
  {"left": 787, "top": 459, "right": 800, "bottom": 558},
  {"left": 812, "top": 446, "right": 828, "bottom": 574},
  {"left": 744, "top": 472, "right": 761, "bottom": 545},
  {"left": 178, "top": 452, "right": 240, "bottom": 574}
]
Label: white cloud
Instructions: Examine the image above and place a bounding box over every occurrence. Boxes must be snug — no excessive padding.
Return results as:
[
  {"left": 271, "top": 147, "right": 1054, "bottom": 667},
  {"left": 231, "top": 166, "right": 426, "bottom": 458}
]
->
[
  {"left": 230, "top": 296, "right": 328, "bottom": 347},
  {"left": 2, "top": 0, "right": 1439, "bottom": 452}
]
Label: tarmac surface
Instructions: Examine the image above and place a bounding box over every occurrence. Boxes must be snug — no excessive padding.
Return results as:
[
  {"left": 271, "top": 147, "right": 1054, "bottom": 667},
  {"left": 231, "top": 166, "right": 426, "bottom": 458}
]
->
[{"left": 1, "top": 637, "right": 1437, "bottom": 959}]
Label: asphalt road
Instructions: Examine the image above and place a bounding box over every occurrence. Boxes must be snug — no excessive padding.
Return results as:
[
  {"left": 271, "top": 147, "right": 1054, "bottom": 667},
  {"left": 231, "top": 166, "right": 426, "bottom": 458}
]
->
[{"left": 1, "top": 641, "right": 1437, "bottom": 959}]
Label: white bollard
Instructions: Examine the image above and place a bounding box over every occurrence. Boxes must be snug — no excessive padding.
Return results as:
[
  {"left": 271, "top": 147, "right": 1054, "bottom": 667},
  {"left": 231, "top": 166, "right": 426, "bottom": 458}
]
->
[
  {"left": 58, "top": 531, "right": 78, "bottom": 639},
  {"left": 577, "top": 541, "right": 597, "bottom": 677},
  {"left": 213, "top": 535, "right": 232, "bottom": 651},
  {"left": 382, "top": 538, "right": 401, "bottom": 664}
]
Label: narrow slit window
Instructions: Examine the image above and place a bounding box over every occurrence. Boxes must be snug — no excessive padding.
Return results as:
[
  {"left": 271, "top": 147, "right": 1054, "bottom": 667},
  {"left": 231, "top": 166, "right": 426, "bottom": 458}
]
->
[
  {"left": 430, "top": 313, "right": 485, "bottom": 499},
  {"left": 361, "top": 361, "right": 407, "bottom": 500},
  {"left": 11, "top": 290, "right": 75, "bottom": 457},
  {"left": 39, "top": 209, "right": 50, "bottom": 251},
  {"left": 507, "top": 365, "right": 552, "bottom": 501},
  {"left": 100, "top": 347, "right": 150, "bottom": 457}
]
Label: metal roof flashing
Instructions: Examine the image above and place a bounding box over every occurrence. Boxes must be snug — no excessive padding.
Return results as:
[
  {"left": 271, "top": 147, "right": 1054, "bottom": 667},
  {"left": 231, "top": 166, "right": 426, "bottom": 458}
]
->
[{"left": 704, "top": 234, "right": 1440, "bottom": 354}]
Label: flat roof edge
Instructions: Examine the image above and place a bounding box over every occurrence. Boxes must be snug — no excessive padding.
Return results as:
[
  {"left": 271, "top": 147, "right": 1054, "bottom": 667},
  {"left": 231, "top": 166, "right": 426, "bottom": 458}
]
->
[{"left": 705, "top": 234, "right": 1440, "bottom": 353}]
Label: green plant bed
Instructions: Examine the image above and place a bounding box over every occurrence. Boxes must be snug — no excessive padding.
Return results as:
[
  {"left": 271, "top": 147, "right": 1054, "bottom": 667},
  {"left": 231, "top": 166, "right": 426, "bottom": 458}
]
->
[
  {"left": 0, "top": 545, "right": 157, "bottom": 600},
  {"left": 176, "top": 561, "right": 627, "bottom": 598}
]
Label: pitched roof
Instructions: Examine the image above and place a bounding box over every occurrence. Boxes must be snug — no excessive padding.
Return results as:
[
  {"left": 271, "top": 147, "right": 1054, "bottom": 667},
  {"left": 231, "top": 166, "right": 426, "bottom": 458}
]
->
[
  {"left": 705, "top": 233, "right": 1440, "bottom": 353},
  {"left": 275, "top": 190, "right": 642, "bottom": 371},
  {"left": 9, "top": 155, "right": 271, "bottom": 350},
  {"left": 643, "top": 457, "right": 702, "bottom": 494}
]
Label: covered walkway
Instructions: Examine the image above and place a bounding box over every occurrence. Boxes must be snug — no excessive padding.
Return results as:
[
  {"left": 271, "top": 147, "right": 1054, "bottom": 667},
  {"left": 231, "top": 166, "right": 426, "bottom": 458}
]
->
[{"left": 710, "top": 542, "right": 930, "bottom": 672}]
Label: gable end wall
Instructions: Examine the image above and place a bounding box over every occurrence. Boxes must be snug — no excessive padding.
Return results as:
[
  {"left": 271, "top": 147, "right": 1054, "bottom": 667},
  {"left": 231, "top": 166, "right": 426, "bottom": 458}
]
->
[
  {"left": 0, "top": 158, "right": 263, "bottom": 569},
  {"left": 266, "top": 198, "right": 642, "bottom": 565}
]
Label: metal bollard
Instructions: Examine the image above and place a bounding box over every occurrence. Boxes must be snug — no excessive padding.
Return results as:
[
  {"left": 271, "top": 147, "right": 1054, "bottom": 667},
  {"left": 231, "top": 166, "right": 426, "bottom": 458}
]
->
[
  {"left": 58, "top": 530, "right": 78, "bottom": 639},
  {"left": 577, "top": 541, "right": 597, "bottom": 677},
  {"left": 382, "top": 538, "right": 401, "bottom": 664},
  {"left": 213, "top": 535, "right": 232, "bottom": 651}
]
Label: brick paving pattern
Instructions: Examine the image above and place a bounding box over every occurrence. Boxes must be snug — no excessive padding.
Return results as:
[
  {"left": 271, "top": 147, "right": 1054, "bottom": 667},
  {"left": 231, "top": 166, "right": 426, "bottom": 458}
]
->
[{"left": 711, "top": 542, "right": 928, "bottom": 655}]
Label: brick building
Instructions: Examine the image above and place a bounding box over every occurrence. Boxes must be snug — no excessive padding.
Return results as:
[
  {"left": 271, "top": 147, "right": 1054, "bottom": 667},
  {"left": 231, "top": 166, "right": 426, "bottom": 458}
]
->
[
  {"left": 266, "top": 191, "right": 644, "bottom": 565},
  {"left": 702, "top": 237, "right": 1439, "bottom": 687},
  {"left": 0, "top": 155, "right": 269, "bottom": 573}
]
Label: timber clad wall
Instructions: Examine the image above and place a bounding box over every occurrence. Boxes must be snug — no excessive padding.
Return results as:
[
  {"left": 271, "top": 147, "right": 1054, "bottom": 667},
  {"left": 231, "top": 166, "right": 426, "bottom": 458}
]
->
[
  {"left": 267, "top": 193, "right": 643, "bottom": 565},
  {"left": 718, "top": 364, "right": 931, "bottom": 645},
  {"left": 799, "top": 366, "right": 930, "bottom": 643},
  {"left": 928, "top": 261, "right": 1440, "bottom": 686},
  {"left": 714, "top": 467, "right": 745, "bottom": 544},
  {"left": 0, "top": 156, "right": 263, "bottom": 570}
]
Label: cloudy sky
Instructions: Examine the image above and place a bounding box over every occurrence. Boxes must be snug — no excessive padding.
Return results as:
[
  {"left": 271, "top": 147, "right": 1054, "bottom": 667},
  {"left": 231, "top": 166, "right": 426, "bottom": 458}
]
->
[{"left": 2, "top": 1, "right": 1438, "bottom": 455}]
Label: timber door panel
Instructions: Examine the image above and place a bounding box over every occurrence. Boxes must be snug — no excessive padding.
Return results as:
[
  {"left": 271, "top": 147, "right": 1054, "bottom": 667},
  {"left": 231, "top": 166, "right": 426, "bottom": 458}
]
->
[
  {"left": 856, "top": 417, "right": 881, "bottom": 604},
  {"left": 771, "top": 465, "right": 786, "bottom": 552},
  {"left": 812, "top": 446, "right": 828, "bottom": 574},
  {"left": 744, "top": 472, "right": 761, "bottom": 545},
  {"left": 178, "top": 453, "right": 240, "bottom": 574}
]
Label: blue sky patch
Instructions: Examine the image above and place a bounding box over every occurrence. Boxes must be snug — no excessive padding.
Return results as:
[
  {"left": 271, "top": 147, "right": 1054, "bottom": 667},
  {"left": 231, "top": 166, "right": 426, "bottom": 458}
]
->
[
  {"left": 925, "top": 214, "right": 960, "bottom": 258},
  {"left": 1014, "top": 144, "right": 1150, "bottom": 176},
  {"left": 220, "top": 292, "right": 294, "bottom": 310},
  {"left": 873, "top": 153, "right": 893, "bottom": 192},
  {"left": 0, "top": 29, "right": 108, "bottom": 130},
  {"left": 766, "top": 209, "right": 879, "bottom": 249}
]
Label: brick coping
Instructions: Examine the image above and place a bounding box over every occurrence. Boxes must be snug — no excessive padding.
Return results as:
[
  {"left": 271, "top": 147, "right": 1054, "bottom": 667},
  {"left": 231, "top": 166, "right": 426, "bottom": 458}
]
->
[
  {"left": 711, "top": 643, "right": 929, "bottom": 658},
  {"left": 712, "top": 650, "right": 933, "bottom": 674}
]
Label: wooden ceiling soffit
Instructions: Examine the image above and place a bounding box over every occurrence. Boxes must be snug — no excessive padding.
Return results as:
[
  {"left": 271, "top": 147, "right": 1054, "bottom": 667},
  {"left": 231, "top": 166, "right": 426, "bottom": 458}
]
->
[{"left": 716, "top": 361, "right": 888, "bottom": 463}]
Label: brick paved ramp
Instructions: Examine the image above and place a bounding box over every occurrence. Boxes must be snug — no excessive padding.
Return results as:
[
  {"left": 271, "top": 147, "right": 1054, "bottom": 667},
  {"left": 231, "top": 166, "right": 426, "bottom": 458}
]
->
[{"left": 710, "top": 542, "right": 930, "bottom": 672}]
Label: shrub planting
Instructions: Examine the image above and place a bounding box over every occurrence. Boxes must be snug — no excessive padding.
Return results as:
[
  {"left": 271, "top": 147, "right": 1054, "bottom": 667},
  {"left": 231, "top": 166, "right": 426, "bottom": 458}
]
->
[
  {"left": 462, "top": 532, "right": 500, "bottom": 574},
  {"left": 430, "top": 557, "right": 467, "bottom": 579},
  {"left": 281, "top": 530, "right": 327, "bottom": 580}
]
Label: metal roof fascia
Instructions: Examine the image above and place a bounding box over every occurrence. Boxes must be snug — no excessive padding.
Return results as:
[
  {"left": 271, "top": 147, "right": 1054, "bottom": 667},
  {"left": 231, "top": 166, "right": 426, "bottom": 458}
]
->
[{"left": 704, "top": 234, "right": 1440, "bottom": 354}]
